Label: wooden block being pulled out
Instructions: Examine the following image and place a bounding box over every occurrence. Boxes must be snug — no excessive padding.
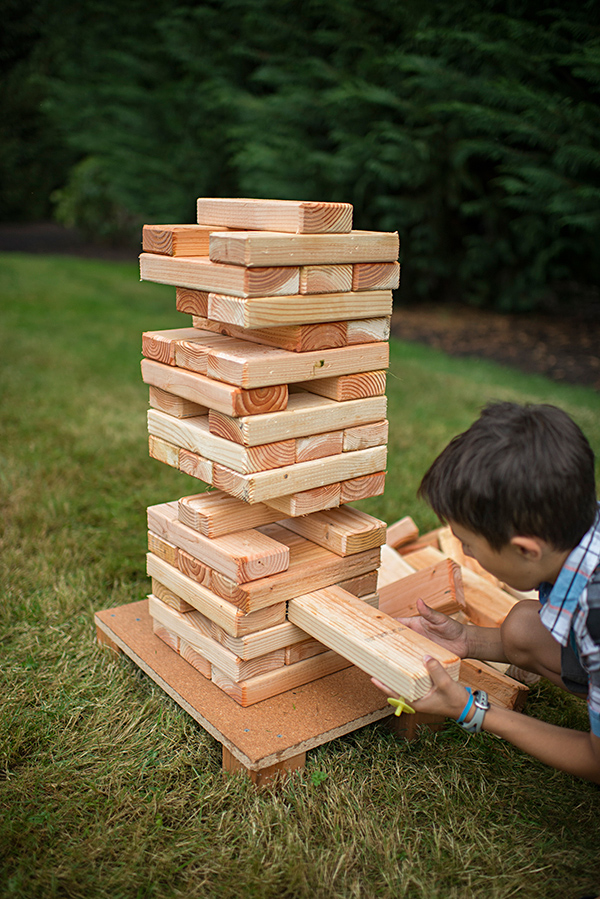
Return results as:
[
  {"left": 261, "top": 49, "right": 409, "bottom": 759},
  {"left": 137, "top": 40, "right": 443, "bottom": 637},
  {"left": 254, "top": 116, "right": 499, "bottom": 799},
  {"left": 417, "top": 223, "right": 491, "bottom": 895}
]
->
[
  {"left": 287, "top": 586, "right": 460, "bottom": 702},
  {"left": 143, "top": 225, "right": 235, "bottom": 257},
  {"left": 197, "top": 198, "right": 353, "bottom": 234}
]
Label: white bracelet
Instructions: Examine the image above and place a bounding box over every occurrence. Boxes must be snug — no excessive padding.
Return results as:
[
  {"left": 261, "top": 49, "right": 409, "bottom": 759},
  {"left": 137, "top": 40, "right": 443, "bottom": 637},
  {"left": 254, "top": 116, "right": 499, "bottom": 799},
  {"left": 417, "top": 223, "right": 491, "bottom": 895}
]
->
[{"left": 459, "top": 690, "right": 490, "bottom": 734}]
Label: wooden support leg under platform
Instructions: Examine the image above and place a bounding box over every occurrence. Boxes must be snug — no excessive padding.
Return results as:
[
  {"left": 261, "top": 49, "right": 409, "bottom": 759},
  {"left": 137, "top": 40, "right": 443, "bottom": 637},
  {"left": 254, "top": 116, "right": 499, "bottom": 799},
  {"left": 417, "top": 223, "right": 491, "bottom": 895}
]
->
[
  {"left": 96, "top": 625, "right": 121, "bottom": 655},
  {"left": 386, "top": 711, "right": 445, "bottom": 741},
  {"left": 222, "top": 747, "right": 307, "bottom": 786}
]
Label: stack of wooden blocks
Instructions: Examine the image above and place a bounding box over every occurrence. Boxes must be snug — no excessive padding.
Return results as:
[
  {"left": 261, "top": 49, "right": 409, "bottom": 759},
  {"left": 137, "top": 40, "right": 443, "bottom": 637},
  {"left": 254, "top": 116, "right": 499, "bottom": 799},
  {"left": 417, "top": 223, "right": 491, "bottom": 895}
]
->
[{"left": 138, "top": 198, "right": 461, "bottom": 708}]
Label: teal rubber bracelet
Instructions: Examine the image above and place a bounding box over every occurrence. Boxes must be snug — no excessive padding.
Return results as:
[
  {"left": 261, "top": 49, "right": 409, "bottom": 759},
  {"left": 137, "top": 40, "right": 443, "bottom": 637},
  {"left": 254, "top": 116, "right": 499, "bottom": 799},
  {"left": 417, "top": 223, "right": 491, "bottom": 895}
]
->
[{"left": 457, "top": 688, "right": 474, "bottom": 724}]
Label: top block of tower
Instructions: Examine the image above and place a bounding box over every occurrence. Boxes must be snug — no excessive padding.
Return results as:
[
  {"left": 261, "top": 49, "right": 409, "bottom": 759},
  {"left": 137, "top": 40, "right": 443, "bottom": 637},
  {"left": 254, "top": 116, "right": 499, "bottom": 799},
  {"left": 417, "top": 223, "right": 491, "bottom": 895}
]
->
[{"left": 196, "top": 198, "right": 353, "bottom": 234}]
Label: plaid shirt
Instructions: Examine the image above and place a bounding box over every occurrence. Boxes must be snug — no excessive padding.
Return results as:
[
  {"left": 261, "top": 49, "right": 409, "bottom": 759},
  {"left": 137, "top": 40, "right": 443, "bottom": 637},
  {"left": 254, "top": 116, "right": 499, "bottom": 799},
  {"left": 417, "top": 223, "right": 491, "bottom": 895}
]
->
[{"left": 538, "top": 504, "right": 600, "bottom": 737}]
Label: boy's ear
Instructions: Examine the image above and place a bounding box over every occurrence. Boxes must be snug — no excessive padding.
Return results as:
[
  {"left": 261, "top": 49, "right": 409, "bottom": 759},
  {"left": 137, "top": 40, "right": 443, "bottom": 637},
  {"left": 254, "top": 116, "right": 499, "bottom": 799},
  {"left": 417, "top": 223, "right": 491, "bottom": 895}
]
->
[{"left": 509, "top": 536, "right": 545, "bottom": 559}]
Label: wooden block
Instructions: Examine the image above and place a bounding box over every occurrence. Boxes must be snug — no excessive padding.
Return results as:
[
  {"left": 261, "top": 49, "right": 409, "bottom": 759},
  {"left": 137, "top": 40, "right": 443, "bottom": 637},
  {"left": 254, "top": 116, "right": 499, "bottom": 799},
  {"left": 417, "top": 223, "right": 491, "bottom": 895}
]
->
[
  {"left": 209, "top": 230, "right": 399, "bottom": 267},
  {"left": 386, "top": 516, "right": 420, "bottom": 550},
  {"left": 148, "top": 409, "right": 296, "bottom": 474},
  {"left": 197, "top": 198, "right": 353, "bottom": 234},
  {"left": 146, "top": 553, "right": 287, "bottom": 636},
  {"left": 279, "top": 506, "right": 387, "bottom": 556},
  {"left": 152, "top": 618, "right": 180, "bottom": 652},
  {"left": 208, "top": 523, "right": 381, "bottom": 612},
  {"left": 299, "top": 264, "right": 353, "bottom": 294},
  {"left": 148, "top": 434, "right": 180, "bottom": 468},
  {"left": 178, "top": 490, "right": 282, "bottom": 538},
  {"left": 211, "top": 651, "right": 351, "bottom": 707},
  {"left": 176, "top": 287, "right": 209, "bottom": 317},
  {"left": 346, "top": 317, "right": 391, "bottom": 345},
  {"left": 139, "top": 253, "right": 300, "bottom": 298},
  {"left": 209, "top": 391, "right": 388, "bottom": 447},
  {"left": 172, "top": 334, "right": 240, "bottom": 376},
  {"left": 207, "top": 290, "right": 393, "bottom": 330},
  {"left": 287, "top": 586, "right": 460, "bottom": 701},
  {"left": 148, "top": 531, "right": 180, "bottom": 568},
  {"left": 96, "top": 625, "right": 120, "bottom": 655},
  {"left": 151, "top": 578, "right": 194, "bottom": 612},
  {"left": 142, "top": 327, "right": 206, "bottom": 365},
  {"left": 377, "top": 560, "right": 465, "bottom": 618},
  {"left": 212, "top": 445, "right": 387, "bottom": 504},
  {"left": 397, "top": 528, "right": 444, "bottom": 555},
  {"left": 295, "top": 431, "right": 344, "bottom": 463},
  {"left": 264, "top": 484, "right": 341, "bottom": 517},
  {"left": 143, "top": 224, "right": 223, "bottom": 257},
  {"left": 402, "top": 546, "right": 519, "bottom": 627},
  {"left": 340, "top": 471, "right": 386, "bottom": 503},
  {"left": 204, "top": 337, "right": 389, "bottom": 390},
  {"left": 337, "top": 570, "right": 379, "bottom": 597},
  {"left": 285, "top": 637, "right": 328, "bottom": 664},
  {"left": 352, "top": 262, "right": 400, "bottom": 291},
  {"left": 459, "top": 659, "right": 529, "bottom": 711},
  {"left": 297, "top": 370, "right": 386, "bottom": 402},
  {"left": 191, "top": 315, "right": 350, "bottom": 353},
  {"left": 377, "top": 544, "right": 417, "bottom": 587},
  {"left": 149, "top": 385, "right": 208, "bottom": 419},
  {"left": 147, "top": 502, "right": 290, "bottom": 584},
  {"left": 178, "top": 448, "right": 214, "bottom": 484},
  {"left": 149, "top": 595, "right": 286, "bottom": 682},
  {"left": 343, "top": 420, "right": 388, "bottom": 452},
  {"left": 141, "top": 359, "right": 289, "bottom": 417},
  {"left": 179, "top": 638, "right": 212, "bottom": 677},
  {"left": 213, "top": 620, "right": 311, "bottom": 661},
  {"left": 177, "top": 548, "right": 211, "bottom": 586}
]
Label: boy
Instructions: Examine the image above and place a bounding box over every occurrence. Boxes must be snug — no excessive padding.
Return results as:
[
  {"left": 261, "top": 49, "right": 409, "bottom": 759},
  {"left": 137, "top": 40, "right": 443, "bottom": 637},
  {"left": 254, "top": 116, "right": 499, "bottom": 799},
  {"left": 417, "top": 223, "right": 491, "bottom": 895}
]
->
[{"left": 373, "top": 402, "right": 600, "bottom": 783}]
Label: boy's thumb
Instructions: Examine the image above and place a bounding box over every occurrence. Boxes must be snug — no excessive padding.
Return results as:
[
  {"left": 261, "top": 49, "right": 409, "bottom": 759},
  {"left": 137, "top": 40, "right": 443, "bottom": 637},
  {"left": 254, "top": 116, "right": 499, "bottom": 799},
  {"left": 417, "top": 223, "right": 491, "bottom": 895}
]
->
[{"left": 423, "top": 655, "right": 448, "bottom": 685}]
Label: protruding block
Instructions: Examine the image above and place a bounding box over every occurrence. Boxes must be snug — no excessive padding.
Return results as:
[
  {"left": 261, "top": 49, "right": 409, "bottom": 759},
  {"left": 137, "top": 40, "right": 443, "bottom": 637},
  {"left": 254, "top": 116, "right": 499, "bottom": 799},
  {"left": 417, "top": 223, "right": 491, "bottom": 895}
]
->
[
  {"left": 197, "top": 198, "right": 353, "bottom": 234},
  {"left": 209, "top": 230, "right": 399, "bottom": 267}
]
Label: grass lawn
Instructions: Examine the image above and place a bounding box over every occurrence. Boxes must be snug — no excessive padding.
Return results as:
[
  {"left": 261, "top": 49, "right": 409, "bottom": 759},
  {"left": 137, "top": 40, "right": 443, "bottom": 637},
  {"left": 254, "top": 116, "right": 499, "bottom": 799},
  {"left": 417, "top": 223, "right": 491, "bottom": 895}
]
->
[{"left": 1, "top": 252, "right": 599, "bottom": 899}]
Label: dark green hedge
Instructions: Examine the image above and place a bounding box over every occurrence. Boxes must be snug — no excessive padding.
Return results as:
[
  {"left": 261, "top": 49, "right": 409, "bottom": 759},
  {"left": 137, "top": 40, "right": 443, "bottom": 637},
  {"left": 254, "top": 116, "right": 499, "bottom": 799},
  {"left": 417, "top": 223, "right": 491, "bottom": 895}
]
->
[{"left": 3, "top": 0, "right": 600, "bottom": 310}]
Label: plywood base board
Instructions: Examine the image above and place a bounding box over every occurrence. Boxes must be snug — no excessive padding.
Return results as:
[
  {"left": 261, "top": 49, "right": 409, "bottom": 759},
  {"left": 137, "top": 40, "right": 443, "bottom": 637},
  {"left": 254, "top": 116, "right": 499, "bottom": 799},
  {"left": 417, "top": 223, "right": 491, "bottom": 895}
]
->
[{"left": 94, "top": 599, "right": 398, "bottom": 773}]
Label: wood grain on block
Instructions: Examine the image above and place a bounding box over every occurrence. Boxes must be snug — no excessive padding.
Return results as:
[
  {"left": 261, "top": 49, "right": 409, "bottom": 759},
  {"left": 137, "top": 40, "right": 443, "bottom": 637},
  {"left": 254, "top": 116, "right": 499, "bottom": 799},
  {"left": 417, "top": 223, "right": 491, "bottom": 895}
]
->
[
  {"left": 142, "top": 327, "right": 205, "bottom": 365},
  {"left": 178, "top": 448, "right": 214, "bottom": 484},
  {"left": 346, "top": 317, "right": 391, "bottom": 345},
  {"left": 288, "top": 586, "right": 460, "bottom": 701},
  {"left": 279, "top": 506, "right": 387, "bottom": 557},
  {"left": 147, "top": 502, "right": 290, "bottom": 583},
  {"left": 211, "top": 650, "right": 350, "bottom": 707},
  {"left": 149, "top": 596, "right": 285, "bottom": 682},
  {"left": 148, "top": 531, "right": 180, "bottom": 568},
  {"left": 396, "top": 528, "right": 444, "bottom": 555},
  {"left": 295, "top": 430, "right": 344, "bottom": 463},
  {"left": 207, "top": 290, "right": 393, "bottom": 329},
  {"left": 149, "top": 385, "right": 208, "bottom": 419},
  {"left": 178, "top": 491, "right": 282, "bottom": 538},
  {"left": 377, "top": 560, "right": 465, "bottom": 619},
  {"left": 172, "top": 334, "right": 238, "bottom": 376},
  {"left": 402, "top": 545, "right": 519, "bottom": 627},
  {"left": 179, "top": 638, "right": 212, "bottom": 677},
  {"left": 286, "top": 638, "right": 328, "bottom": 664},
  {"left": 460, "top": 659, "right": 529, "bottom": 711},
  {"left": 377, "top": 544, "right": 417, "bottom": 587},
  {"left": 152, "top": 578, "right": 194, "bottom": 612},
  {"left": 297, "top": 370, "right": 386, "bottom": 402},
  {"left": 141, "top": 359, "right": 288, "bottom": 417},
  {"left": 148, "top": 409, "right": 296, "bottom": 474},
  {"left": 209, "top": 230, "right": 399, "bottom": 267},
  {"left": 149, "top": 434, "right": 180, "bottom": 469},
  {"left": 191, "top": 315, "right": 349, "bottom": 353},
  {"left": 299, "top": 264, "right": 353, "bottom": 294},
  {"left": 212, "top": 619, "right": 310, "bottom": 661},
  {"left": 386, "top": 516, "right": 420, "bottom": 550},
  {"left": 153, "top": 618, "right": 180, "bottom": 652},
  {"left": 212, "top": 445, "right": 387, "bottom": 504},
  {"left": 264, "top": 483, "right": 341, "bottom": 517},
  {"left": 139, "top": 253, "right": 300, "bottom": 298},
  {"left": 205, "top": 339, "right": 389, "bottom": 390},
  {"left": 337, "top": 570, "right": 379, "bottom": 597},
  {"left": 177, "top": 548, "right": 211, "bottom": 586},
  {"left": 176, "top": 287, "right": 209, "bottom": 316},
  {"left": 197, "top": 198, "right": 353, "bottom": 234},
  {"left": 352, "top": 262, "right": 400, "bottom": 291},
  {"left": 146, "top": 553, "right": 286, "bottom": 636},
  {"left": 143, "top": 224, "right": 223, "bottom": 257},
  {"left": 340, "top": 471, "right": 386, "bottom": 503},
  {"left": 343, "top": 420, "right": 388, "bottom": 452},
  {"left": 208, "top": 391, "right": 388, "bottom": 446},
  {"left": 208, "top": 523, "right": 381, "bottom": 612}
]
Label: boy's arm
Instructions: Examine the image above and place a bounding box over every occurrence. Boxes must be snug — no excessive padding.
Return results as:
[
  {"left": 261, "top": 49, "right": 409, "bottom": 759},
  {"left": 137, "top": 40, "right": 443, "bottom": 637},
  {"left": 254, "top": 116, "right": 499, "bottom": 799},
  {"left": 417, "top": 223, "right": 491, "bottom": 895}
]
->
[{"left": 373, "top": 658, "right": 600, "bottom": 784}]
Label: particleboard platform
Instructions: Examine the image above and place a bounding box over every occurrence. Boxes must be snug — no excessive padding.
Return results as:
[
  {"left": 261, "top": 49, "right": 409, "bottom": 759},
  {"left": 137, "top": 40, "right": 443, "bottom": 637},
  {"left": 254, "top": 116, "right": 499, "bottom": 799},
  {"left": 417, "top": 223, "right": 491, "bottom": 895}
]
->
[{"left": 95, "top": 599, "right": 406, "bottom": 780}]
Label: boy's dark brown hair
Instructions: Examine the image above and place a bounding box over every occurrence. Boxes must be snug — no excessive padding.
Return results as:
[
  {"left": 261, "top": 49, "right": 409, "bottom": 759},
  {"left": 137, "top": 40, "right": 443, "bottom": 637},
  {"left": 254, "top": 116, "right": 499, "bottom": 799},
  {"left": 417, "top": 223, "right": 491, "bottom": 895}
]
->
[{"left": 418, "top": 402, "right": 597, "bottom": 551}]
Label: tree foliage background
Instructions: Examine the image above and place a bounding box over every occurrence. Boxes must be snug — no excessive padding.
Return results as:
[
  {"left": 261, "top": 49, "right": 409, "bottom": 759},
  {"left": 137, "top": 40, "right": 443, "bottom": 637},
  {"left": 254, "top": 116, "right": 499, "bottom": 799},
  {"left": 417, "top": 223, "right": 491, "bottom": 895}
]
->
[{"left": 2, "top": 0, "right": 600, "bottom": 311}]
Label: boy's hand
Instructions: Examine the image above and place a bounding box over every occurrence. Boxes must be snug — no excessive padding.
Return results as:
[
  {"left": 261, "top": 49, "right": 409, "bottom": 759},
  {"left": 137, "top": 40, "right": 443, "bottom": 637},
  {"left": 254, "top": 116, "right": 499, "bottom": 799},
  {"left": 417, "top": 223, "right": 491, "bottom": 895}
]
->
[
  {"left": 372, "top": 656, "right": 469, "bottom": 720},
  {"left": 397, "top": 598, "right": 470, "bottom": 659}
]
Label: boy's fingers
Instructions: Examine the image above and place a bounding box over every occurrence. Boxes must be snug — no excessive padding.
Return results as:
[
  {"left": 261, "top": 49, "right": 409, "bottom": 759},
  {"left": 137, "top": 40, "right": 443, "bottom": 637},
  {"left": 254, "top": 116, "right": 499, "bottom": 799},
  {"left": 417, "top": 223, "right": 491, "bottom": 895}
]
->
[{"left": 423, "top": 655, "right": 451, "bottom": 686}]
